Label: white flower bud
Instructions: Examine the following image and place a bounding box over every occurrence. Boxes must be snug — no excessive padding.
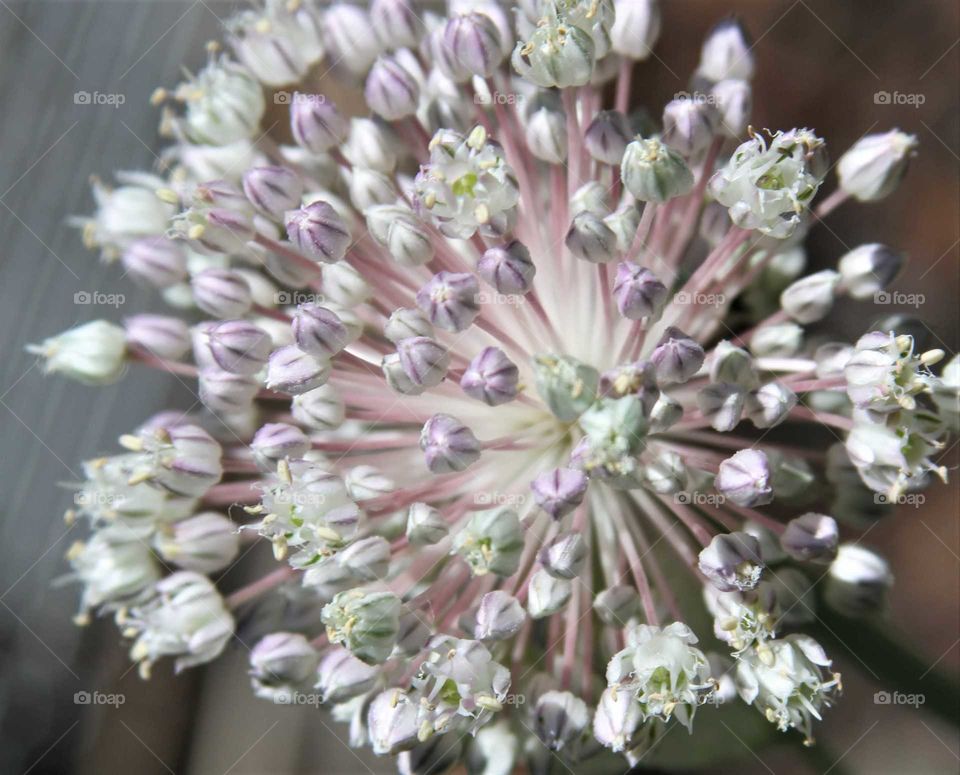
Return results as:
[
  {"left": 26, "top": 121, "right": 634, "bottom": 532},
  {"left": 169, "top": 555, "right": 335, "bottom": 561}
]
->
[
  {"left": 177, "top": 59, "right": 265, "bottom": 145},
  {"left": 155, "top": 511, "right": 240, "bottom": 573},
  {"left": 527, "top": 568, "right": 572, "bottom": 618},
  {"left": 122, "top": 238, "right": 187, "bottom": 289},
  {"left": 68, "top": 527, "right": 161, "bottom": 615},
  {"left": 641, "top": 450, "right": 688, "bottom": 494},
  {"left": 697, "top": 383, "right": 746, "bottom": 432},
  {"left": 825, "top": 543, "right": 893, "bottom": 616},
  {"left": 251, "top": 422, "right": 309, "bottom": 469},
  {"left": 291, "top": 384, "right": 345, "bottom": 431},
  {"left": 316, "top": 646, "right": 379, "bottom": 703},
  {"left": 370, "top": 0, "right": 421, "bottom": 51},
  {"left": 525, "top": 104, "right": 568, "bottom": 164},
  {"left": 435, "top": 13, "right": 506, "bottom": 83},
  {"left": 593, "top": 585, "right": 640, "bottom": 626},
  {"left": 28, "top": 320, "right": 127, "bottom": 385},
  {"left": 265, "top": 345, "right": 331, "bottom": 394},
  {"left": 621, "top": 138, "right": 695, "bottom": 202},
  {"left": 711, "top": 78, "right": 752, "bottom": 137},
  {"left": 837, "top": 243, "right": 904, "bottom": 299},
  {"left": 249, "top": 631, "right": 320, "bottom": 701},
  {"left": 323, "top": 4, "right": 381, "bottom": 75},
  {"left": 750, "top": 322, "right": 803, "bottom": 358},
  {"left": 716, "top": 449, "right": 774, "bottom": 507},
  {"left": 662, "top": 97, "right": 719, "bottom": 157},
  {"left": 290, "top": 95, "right": 348, "bottom": 155},
  {"left": 202, "top": 319, "right": 273, "bottom": 375},
  {"left": 383, "top": 352, "right": 425, "bottom": 396},
  {"left": 697, "top": 18, "right": 753, "bottom": 83},
  {"left": 565, "top": 211, "right": 618, "bottom": 263},
  {"left": 198, "top": 367, "right": 258, "bottom": 413},
  {"left": 711, "top": 340, "right": 759, "bottom": 388},
  {"left": 585, "top": 110, "right": 631, "bottom": 165},
  {"left": 349, "top": 169, "right": 397, "bottom": 213},
  {"left": 539, "top": 531, "right": 586, "bottom": 579},
  {"left": 780, "top": 270, "right": 840, "bottom": 324},
  {"left": 475, "top": 590, "right": 526, "bottom": 640},
  {"left": 385, "top": 308, "right": 433, "bottom": 343},
  {"left": 366, "top": 56, "right": 420, "bottom": 120},
  {"left": 227, "top": 2, "right": 323, "bottom": 87},
  {"left": 698, "top": 531, "right": 764, "bottom": 591},
  {"left": 344, "top": 118, "right": 398, "bottom": 173},
  {"left": 191, "top": 268, "right": 252, "bottom": 319},
  {"left": 593, "top": 686, "right": 643, "bottom": 753},
  {"left": 781, "top": 513, "right": 839, "bottom": 563},
  {"left": 368, "top": 689, "right": 421, "bottom": 755},
  {"left": 611, "top": 0, "right": 661, "bottom": 60},
  {"left": 649, "top": 392, "right": 683, "bottom": 432},
  {"left": 406, "top": 502, "right": 449, "bottom": 545},
  {"left": 837, "top": 130, "right": 918, "bottom": 202},
  {"left": 744, "top": 382, "right": 797, "bottom": 429},
  {"left": 322, "top": 589, "right": 401, "bottom": 665},
  {"left": 534, "top": 690, "right": 590, "bottom": 751},
  {"left": 336, "top": 536, "right": 392, "bottom": 580},
  {"left": 397, "top": 336, "right": 450, "bottom": 388}
]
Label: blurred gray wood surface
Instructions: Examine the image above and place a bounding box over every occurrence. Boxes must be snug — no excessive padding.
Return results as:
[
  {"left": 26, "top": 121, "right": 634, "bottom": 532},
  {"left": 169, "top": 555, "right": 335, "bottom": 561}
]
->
[{"left": 0, "top": 2, "right": 386, "bottom": 773}]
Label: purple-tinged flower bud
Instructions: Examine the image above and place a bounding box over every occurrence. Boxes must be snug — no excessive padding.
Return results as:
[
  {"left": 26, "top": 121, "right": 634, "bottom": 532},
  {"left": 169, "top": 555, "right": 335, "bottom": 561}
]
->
[
  {"left": 187, "top": 208, "right": 256, "bottom": 254},
  {"left": 370, "top": 0, "right": 421, "bottom": 50},
  {"left": 384, "top": 308, "right": 433, "bottom": 343},
  {"left": 397, "top": 336, "right": 450, "bottom": 388},
  {"left": 368, "top": 689, "right": 420, "bottom": 755},
  {"left": 594, "top": 686, "right": 643, "bottom": 753},
  {"left": 292, "top": 303, "right": 348, "bottom": 358},
  {"left": 460, "top": 347, "right": 519, "bottom": 406},
  {"left": 127, "top": 424, "right": 223, "bottom": 497},
  {"left": 565, "top": 211, "right": 618, "bottom": 264},
  {"left": 780, "top": 270, "right": 840, "bottom": 324},
  {"left": 420, "top": 413, "right": 481, "bottom": 474},
  {"left": 316, "top": 646, "right": 378, "bottom": 704},
  {"left": 781, "top": 513, "right": 839, "bottom": 564},
  {"left": 406, "top": 502, "right": 449, "bottom": 545},
  {"left": 698, "top": 531, "right": 764, "bottom": 592},
  {"left": 613, "top": 263, "right": 668, "bottom": 320},
  {"left": 531, "top": 467, "right": 588, "bottom": 519},
  {"left": 290, "top": 95, "right": 348, "bottom": 154},
  {"left": 650, "top": 327, "right": 705, "bottom": 384},
  {"left": 697, "top": 383, "right": 745, "bottom": 432},
  {"left": 156, "top": 512, "right": 239, "bottom": 573},
  {"left": 837, "top": 243, "right": 904, "bottom": 300},
  {"left": 198, "top": 367, "right": 259, "bottom": 412},
  {"left": 528, "top": 569, "right": 572, "bottom": 618},
  {"left": 190, "top": 179, "right": 252, "bottom": 213},
  {"left": 292, "top": 385, "right": 345, "bottom": 431},
  {"left": 265, "top": 345, "right": 331, "bottom": 394},
  {"left": 435, "top": 13, "right": 505, "bottom": 82},
  {"left": 593, "top": 585, "right": 640, "bottom": 625},
  {"left": 323, "top": 4, "right": 381, "bottom": 75},
  {"left": 584, "top": 110, "right": 631, "bottom": 165},
  {"left": 382, "top": 352, "right": 424, "bottom": 396},
  {"left": 336, "top": 536, "right": 392, "bottom": 581},
  {"left": 475, "top": 590, "right": 525, "bottom": 641},
  {"left": 242, "top": 166, "right": 304, "bottom": 220},
  {"left": 365, "top": 56, "right": 419, "bottom": 120},
  {"left": 121, "top": 238, "right": 187, "bottom": 289},
  {"left": 621, "top": 137, "right": 694, "bottom": 202},
  {"left": 124, "top": 314, "right": 190, "bottom": 360},
  {"left": 204, "top": 319, "right": 272, "bottom": 375},
  {"left": 611, "top": 0, "right": 661, "bottom": 60},
  {"left": 285, "top": 201, "right": 351, "bottom": 264},
  {"left": 711, "top": 78, "right": 751, "bottom": 138},
  {"left": 191, "top": 268, "right": 252, "bottom": 318},
  {"left": 534, "top": 690, "right": 590, "bottom": 752},
  {"left": 825, "top": 543, "right": 893, "bottom": 616},
  {"left": 662, "top": 97, "right": 719, "bottom": 157},
  {"left": 837, "top": 130, "right": 918, "bottom": 202},
  {"left": 697, "top": 17, "right": 754, "bottom": 83},
  {"left": 477, "top": 241, "right": 536, "bottom": 295},
  {"left": 251, "top": 422, "right": 309, "bottom": 469},
  {"left": 539, "top": 531, "right": 586, "bottom": 579},
  {"left": 715, "top": 449, "right": 773, "bottom": 507},
  {"left": 415, "top": 271, "right": 480, "bottom": 332},
  {"left": 744, "top": 382, "right": 797, "bottom": 428}
]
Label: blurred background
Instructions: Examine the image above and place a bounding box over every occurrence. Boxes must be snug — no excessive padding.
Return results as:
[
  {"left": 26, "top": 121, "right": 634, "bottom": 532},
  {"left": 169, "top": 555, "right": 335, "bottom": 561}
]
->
[{"left": 0, "top": 1, "right": 956, "bottom": 773}]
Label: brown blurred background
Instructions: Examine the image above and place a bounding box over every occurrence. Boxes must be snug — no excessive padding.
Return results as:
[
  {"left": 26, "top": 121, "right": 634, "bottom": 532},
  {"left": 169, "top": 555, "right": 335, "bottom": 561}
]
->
[{"left": 0, "top": 1, "right": 956, "bottom": 773}]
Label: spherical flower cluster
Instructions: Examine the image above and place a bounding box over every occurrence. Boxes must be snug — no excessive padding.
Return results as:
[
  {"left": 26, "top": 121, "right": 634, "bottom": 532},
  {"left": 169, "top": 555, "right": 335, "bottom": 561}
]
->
[{"left": 29, "top": 2, "right": 955, "bottom": 772}]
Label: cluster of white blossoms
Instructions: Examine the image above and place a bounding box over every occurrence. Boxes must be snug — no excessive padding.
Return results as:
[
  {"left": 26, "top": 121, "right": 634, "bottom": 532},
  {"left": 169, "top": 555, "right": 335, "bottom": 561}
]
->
[{"left": 31, "top": 0, "right": 957, "bottom": 770}]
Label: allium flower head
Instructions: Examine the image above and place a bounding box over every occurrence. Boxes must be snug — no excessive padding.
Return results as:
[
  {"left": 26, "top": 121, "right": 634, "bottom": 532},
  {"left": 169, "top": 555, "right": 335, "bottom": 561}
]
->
[{"left": 34, "top": 2, "right": 956, "bottom": 771}]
